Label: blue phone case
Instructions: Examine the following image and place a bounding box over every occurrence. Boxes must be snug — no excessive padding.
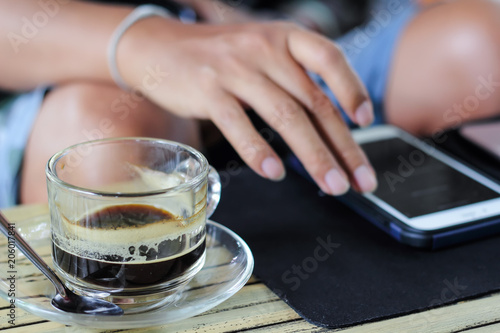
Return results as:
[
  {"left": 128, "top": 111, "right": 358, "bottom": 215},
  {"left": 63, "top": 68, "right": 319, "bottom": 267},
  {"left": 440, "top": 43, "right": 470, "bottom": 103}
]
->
[{"left": 287, "top": 154, "right": 500, "bottom": 250}]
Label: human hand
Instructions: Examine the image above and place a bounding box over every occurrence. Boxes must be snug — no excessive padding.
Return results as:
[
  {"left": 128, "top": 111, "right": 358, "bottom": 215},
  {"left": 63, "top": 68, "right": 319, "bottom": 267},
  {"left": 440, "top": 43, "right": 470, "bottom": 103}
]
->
[{"left": 119, "top": 20, "right": 377, "bottom": 195}]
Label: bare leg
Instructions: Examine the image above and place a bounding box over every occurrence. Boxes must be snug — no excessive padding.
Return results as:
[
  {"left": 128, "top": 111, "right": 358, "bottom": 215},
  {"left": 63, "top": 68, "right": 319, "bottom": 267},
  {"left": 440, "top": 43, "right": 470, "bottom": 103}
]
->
[
  {"left": 385, "top": 0, "right": 500, "bottom": 136},
  {"left": 20, "top": 81, "right": 200, "bottom": 204}
]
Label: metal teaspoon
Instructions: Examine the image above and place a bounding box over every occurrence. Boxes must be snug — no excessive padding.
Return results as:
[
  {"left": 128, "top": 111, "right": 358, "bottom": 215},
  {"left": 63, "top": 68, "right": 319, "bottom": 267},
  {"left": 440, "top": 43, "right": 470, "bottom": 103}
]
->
[{"left": 0, "top": 211, "right": 123, "bottom": 316}]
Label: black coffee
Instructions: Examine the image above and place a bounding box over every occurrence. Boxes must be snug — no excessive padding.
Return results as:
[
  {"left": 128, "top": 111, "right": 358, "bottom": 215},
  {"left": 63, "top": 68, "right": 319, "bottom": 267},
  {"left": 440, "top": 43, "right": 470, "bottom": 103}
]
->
[{"left": 52, "top": 204, "right": 205, "bottom": 289}]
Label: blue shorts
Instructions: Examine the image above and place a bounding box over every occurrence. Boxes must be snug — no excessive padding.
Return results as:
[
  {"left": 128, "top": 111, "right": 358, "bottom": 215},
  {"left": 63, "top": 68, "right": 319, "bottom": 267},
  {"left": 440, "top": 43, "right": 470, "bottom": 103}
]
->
[
  {"left": 322, "top": 1, "right": 417, "bottom": 126},
  {"left": 0, "top": 88, "right": 47, "bottom": 208},
  {"left": 0, "top": 2, "right": 417, "bottom": 208}
]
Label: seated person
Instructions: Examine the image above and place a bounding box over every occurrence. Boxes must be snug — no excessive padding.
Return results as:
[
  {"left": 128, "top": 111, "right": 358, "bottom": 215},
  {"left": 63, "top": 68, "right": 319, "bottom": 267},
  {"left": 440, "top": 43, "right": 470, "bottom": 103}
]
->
[
  {"left": 0, "top": 0, "right": 378, "bottom": 208},
  {"left": 1, "top": 0, "right": 498, "bottom": 208}
]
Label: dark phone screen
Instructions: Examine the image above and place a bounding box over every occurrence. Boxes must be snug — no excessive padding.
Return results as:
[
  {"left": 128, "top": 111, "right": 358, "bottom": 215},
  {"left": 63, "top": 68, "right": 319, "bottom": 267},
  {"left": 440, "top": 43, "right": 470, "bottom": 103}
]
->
[{"left": 362, "top": 138, "right": 499, "bottom": 218}]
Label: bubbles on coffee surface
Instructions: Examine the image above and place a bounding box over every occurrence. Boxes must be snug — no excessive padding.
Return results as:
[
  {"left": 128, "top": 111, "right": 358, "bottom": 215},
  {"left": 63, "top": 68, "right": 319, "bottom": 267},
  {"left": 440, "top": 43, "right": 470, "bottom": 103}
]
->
[
  {"left": 53, "top": 203, "right": 206, "bottom": 288},
  {"left": 55, "top": 203, "right": 205, "bottom": 263}
]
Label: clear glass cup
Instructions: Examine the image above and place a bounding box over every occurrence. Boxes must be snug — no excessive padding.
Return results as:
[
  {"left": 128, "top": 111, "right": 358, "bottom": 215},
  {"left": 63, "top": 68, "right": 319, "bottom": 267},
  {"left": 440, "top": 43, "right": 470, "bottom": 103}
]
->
[{"left": 46, "top": 137, "right": 221, "bottom": 312}]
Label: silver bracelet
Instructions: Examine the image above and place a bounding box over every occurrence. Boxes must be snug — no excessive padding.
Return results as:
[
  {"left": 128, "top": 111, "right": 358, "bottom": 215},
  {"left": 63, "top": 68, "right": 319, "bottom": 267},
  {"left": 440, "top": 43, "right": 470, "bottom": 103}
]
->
[{"left": 107, "top": 4, "right": 172, "bottom": 91}]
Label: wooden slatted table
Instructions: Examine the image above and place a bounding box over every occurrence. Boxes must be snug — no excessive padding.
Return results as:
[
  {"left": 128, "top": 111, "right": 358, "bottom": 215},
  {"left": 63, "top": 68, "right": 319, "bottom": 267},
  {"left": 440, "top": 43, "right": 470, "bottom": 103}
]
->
[{"left": 1, "top": 205, "right": 500, "bottom": 333}]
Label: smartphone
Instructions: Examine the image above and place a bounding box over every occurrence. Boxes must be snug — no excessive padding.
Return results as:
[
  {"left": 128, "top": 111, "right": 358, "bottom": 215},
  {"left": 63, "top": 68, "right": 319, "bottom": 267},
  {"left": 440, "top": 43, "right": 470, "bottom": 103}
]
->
[
  {"left": 459, "top": 120, "right": 500, "bottom": 161},
  {"left": 289, "top": 125, "right": 500, "bottom": 249}
]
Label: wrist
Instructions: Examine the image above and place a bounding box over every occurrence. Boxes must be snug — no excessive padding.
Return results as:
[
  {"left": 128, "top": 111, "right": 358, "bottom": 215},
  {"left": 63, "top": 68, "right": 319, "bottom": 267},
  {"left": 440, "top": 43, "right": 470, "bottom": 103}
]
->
[
  {"left": 115, "top": 12, "right": 211, "bottom": 90},
  {"left": 114, "top": 17, "right": 180, "bottom": 89},
  {"left": 108, "top": 5, "right": 176, "bottom": 90}
]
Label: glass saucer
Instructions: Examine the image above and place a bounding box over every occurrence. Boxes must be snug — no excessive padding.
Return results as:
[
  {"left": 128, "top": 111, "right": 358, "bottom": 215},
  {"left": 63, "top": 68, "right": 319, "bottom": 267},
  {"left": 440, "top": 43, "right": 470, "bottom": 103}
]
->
[{"left": 0, "top": 214, "right": 254, "bottom": 329}]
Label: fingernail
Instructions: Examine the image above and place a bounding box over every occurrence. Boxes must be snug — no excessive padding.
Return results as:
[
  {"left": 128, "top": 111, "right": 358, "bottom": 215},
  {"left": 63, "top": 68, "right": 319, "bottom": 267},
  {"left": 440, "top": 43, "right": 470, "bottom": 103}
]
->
[
  {"left": 262, "top": 157, "right": 286, "bottom": 181},
  {"left": 355, "top": 101, "right": 374, "bottom": 127},
  {"left": 325, "top": 168, "right": 350, "bottom": 196},
  {"left": 354, "top": 165, "right": 378, "bottom": 193}
]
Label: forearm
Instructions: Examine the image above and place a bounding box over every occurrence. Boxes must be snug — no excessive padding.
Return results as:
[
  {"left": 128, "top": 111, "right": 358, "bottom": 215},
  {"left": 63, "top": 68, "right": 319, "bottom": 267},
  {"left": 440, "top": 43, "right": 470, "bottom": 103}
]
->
[
  {"left": 0, "top": 1, "right": 132, "bottom": 91},
  {"left": 1, "top": 1, "right": 378, "bottom": 195}
]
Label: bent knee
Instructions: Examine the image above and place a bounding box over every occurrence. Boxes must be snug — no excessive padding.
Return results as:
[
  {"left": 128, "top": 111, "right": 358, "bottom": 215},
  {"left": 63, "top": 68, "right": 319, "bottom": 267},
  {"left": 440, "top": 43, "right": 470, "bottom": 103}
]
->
[
  {"left": 42, "top": 82, "right": 170, "bottom": 141},
  {"left": 386, "top": 0, "right": 500, "bottom": 135},
  {"left": 20, "top": 82, "right": 199, "bottom": 204}
]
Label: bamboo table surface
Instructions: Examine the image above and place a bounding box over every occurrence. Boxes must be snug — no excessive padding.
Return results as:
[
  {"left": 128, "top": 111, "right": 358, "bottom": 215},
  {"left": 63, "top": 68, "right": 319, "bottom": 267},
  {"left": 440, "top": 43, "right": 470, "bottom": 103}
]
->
[{"left": 1, "top": 204, "right": 500, "bottom": 333}]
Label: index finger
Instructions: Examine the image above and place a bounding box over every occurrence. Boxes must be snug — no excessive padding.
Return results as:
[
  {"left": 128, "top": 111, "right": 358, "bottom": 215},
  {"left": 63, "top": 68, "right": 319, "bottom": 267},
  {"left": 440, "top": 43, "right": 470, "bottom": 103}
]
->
[{"left": 287, "top": 29, "right": 374, "bottom": 127}]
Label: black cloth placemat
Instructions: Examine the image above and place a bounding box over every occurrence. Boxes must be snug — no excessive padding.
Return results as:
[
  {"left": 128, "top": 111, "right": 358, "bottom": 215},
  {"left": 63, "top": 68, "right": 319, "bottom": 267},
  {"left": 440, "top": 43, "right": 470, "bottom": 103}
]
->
[{"left": 211, "top": 134, "right": 500, "bottom": 328}]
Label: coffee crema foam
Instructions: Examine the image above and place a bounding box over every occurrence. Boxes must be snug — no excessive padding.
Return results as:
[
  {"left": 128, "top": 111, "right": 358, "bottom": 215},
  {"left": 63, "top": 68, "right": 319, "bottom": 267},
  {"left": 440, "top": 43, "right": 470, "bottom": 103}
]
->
[
  {"left": 128, "top": 165, "right": 187, "bottom": 191},
  {"left": 55, "top": 204, "right": 205, "bottom": 263},
  {"left": 53, "top": 235, "right": 206, "bottom": 265}
]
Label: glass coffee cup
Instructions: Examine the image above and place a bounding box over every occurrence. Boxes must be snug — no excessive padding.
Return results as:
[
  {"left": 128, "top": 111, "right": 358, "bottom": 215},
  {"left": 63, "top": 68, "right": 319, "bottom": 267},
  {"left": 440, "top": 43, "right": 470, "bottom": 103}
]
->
[{"left": 46, "top": 138, "right": 221, "bottom": 312}]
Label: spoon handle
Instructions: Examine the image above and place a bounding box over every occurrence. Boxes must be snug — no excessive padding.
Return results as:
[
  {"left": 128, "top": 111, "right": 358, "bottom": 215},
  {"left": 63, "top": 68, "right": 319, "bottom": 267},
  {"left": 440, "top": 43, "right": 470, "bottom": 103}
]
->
[{"left": 0, "top": 211, "right": 67, "bottom": 298}]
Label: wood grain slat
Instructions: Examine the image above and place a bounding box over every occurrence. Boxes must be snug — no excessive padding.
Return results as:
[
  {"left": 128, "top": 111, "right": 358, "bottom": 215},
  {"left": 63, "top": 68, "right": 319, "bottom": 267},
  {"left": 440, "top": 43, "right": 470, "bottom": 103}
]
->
[
  {"left": 0, "top": 283, "right": 288, "bottom": 332},
  {"left": 0, "top": 305, "right": 49, "bottom": 329},
  {"left": 460, "top": 322, "right": 500, "bottom": 333},
  {"left": 126, "top": 298, "right": 300, "bottom": 333},
  {"left": 1, "top": 205, "right": 49, "bottom": 222}
]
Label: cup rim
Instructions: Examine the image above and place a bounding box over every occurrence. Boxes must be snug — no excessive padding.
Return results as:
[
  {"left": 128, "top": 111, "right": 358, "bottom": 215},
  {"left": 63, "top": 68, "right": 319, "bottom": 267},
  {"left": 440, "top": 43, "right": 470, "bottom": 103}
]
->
[{"left": 45, "top": 137, "right": 210, "bottom": 197}]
